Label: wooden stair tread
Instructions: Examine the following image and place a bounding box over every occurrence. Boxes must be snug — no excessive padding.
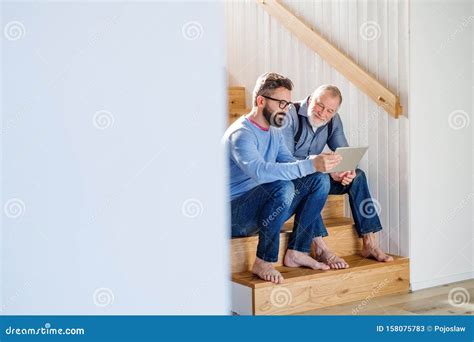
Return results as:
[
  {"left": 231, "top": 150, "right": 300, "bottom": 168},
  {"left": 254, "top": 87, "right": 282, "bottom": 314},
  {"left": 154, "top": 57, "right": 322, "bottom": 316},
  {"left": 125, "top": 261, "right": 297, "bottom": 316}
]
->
[{"left": 232, "top": 254, "right": 408, "bottom": 289}]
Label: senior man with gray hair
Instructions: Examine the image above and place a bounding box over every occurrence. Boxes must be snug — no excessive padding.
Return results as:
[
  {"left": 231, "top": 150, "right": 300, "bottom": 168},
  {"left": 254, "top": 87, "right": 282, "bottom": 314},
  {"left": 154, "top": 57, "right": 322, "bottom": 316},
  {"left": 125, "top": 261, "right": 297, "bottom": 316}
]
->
[{"left": 281, "top": 84, "right": 393, "bottom": 270}]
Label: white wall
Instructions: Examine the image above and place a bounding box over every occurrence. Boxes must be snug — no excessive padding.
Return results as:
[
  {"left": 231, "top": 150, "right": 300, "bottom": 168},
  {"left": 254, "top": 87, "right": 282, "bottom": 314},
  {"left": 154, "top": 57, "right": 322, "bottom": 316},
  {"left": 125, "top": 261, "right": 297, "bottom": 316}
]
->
[
  {"left": 409, "top": 0, "right": 473, "bottom": 290},
  {"left": 1, "top": 2, "right": 229, "bottom": 314},
  {"left": 225, "top": 0, "right": 410, "bottom": 256}
]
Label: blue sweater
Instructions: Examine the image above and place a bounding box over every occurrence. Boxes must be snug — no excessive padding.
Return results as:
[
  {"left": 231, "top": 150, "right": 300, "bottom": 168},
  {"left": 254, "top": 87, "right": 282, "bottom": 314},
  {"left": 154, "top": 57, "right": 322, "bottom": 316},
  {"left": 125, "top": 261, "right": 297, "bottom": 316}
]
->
[{"left": 223, "top": 116, "right": 315, "bottom": 200}]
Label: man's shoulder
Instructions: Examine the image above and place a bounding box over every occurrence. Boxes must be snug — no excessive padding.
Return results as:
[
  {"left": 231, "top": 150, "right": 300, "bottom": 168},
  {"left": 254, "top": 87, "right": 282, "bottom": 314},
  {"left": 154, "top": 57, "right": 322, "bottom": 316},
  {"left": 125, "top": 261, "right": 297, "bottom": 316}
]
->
[
  {"left": 223, "top": 117, "right": 256, "bottom": 142},
  {"left": 331, "top": 113, "right": 344, "bottom": 127}
]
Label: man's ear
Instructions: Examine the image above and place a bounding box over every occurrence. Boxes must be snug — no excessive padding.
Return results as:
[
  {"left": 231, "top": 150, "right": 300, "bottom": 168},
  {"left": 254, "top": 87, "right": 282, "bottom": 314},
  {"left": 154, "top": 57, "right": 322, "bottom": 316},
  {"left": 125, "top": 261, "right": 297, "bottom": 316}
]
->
[{"left": 256, "top": 95, "right": 265, "bottom": 107}]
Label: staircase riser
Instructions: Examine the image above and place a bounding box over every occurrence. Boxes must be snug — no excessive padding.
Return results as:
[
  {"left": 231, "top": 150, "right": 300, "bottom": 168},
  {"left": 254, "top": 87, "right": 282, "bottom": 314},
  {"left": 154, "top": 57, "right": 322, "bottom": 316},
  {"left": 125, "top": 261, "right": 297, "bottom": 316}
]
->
[
  {"left": 232, "top": 262, "right": 410, "bottom": 315},
  {"left": 228, "top": 86, "right": 246, "bottom": 110},
  {"left": 231, "top": 226, "right": 361, "bottom": 273}
]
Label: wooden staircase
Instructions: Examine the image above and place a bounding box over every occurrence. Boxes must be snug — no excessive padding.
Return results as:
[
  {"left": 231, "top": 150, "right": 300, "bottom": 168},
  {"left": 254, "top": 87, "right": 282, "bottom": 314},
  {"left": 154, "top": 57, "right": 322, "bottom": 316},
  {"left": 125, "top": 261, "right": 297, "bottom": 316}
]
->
[
  {"left": 228, "top": 86, "right": 250, "bottom": 124},
  {"left": 227, "top": 87, "right": 410, "bottom": 315}
]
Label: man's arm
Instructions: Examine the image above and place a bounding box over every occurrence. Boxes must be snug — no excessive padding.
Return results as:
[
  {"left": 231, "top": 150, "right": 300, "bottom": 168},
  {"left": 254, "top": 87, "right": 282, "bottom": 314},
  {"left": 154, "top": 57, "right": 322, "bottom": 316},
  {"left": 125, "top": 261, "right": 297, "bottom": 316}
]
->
[
  {"left": 276, "top": 132, "right": 297, "bottom": 163},
  {"left": 327, "top": 113, "right": 349, "bottom": 151},
  {"left": 228, "top": 129, "right": 315, "bottom": 184}
]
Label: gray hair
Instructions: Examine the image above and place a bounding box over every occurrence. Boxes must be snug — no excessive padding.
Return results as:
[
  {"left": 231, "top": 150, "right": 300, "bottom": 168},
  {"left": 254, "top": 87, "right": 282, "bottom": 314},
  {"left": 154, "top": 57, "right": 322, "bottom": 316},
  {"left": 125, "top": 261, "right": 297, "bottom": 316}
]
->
[{"left": 311, "top": 84, "right": 342, "bottom": 106}]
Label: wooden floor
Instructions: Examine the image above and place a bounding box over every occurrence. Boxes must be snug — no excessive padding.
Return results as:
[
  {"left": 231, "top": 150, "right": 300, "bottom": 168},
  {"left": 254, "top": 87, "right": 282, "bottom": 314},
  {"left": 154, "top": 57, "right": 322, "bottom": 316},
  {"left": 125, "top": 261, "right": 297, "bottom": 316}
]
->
[{"left": 295, "top": 279, "right": 474, "bottom": 315}]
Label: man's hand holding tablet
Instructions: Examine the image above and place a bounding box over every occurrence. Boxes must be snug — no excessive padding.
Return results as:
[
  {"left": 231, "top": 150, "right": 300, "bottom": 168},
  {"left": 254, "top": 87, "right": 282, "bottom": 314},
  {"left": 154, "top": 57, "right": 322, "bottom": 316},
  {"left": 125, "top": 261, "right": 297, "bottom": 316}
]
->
[
  {"left": 326, "top": 147, "right": 368, "bottom": 173},
  {"left": 310, "top": 147, "right": 368, "bottom": 184},
  {"left": 309, "top": 153, "right": 342, "bottom": 173}
]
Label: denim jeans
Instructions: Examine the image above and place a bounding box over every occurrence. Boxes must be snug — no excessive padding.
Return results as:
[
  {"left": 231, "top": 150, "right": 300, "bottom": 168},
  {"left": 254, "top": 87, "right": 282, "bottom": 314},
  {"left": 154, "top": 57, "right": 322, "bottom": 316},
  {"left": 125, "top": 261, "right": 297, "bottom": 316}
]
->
[
  {"left": 313, "top": 168, "right": 383, "bottom": 238},
  {"left": 231, "top": 173, "right": 330, "bottom": 262}
]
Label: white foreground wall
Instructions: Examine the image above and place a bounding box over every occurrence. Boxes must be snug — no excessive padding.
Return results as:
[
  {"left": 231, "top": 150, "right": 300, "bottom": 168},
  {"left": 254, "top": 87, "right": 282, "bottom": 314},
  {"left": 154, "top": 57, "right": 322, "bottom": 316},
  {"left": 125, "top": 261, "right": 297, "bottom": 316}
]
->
[
  {"left": 1, "top": 1, "right": 229, "bottom": 314},
  {"left": 409, "top": 0, "right": 473, "bottom": 290}
]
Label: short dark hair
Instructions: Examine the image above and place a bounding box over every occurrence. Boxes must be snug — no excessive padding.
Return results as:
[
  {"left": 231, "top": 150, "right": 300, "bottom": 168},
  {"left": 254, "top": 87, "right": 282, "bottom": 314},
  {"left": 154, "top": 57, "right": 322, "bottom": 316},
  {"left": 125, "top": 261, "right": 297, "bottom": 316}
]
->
[{"left": 252, "top": 72, "right": 293, "bottom": 106}]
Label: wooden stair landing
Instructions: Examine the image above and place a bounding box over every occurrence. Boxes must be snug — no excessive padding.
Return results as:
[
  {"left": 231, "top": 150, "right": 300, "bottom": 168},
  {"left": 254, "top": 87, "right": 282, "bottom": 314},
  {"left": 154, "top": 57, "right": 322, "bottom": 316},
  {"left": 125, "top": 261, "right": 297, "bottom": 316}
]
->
[
  {"left": 231, "top": 255, "right": 410, "bottom": 315},
  {"left": 233, "top": 254, "right": 408, "bottom": 288}
]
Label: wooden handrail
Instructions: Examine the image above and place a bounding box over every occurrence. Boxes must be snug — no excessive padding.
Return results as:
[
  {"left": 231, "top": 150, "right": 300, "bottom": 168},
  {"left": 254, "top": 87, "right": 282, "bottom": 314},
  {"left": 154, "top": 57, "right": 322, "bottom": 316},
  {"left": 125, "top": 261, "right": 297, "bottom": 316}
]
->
[{"left": 256, "top": 0, "right": 403, "bottom": 118}]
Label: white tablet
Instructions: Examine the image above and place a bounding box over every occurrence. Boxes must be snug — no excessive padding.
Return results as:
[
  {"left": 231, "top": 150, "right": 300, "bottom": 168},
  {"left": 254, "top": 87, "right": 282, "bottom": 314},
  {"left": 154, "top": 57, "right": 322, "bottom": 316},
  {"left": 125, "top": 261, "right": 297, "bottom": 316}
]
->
[{"left": 324, "top": 146, "right": 368, "bottom": 173}]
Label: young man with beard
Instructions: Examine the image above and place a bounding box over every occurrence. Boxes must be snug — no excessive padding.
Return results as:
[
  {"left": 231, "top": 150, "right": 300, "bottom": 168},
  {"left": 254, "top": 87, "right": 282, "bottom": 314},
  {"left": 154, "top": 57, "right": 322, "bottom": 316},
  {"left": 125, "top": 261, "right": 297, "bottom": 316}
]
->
[
  {"left": 281, "top": 84, "right": 394, "bottom": 270},
  {"left": 223, "top": 73, "right": 342, "bottom": 284}
]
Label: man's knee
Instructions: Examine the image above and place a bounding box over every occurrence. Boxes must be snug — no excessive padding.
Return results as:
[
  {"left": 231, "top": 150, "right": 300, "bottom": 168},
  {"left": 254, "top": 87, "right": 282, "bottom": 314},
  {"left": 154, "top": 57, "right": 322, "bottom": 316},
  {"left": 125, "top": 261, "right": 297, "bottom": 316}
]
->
[
  {"left": 353, "top": 168, "right": 367, "bottom": 185},
  {"left": 306, "top": 172, "right": 331, "bottom": 194},
  {"left": 266, "top": 180, "right": 296, "bottom": 202}
]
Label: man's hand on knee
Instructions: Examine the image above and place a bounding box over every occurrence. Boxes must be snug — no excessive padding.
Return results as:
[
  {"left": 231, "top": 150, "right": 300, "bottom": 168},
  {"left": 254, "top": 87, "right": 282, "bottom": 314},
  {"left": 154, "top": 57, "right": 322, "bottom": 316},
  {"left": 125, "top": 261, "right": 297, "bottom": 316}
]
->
[
  {"left": 340, "top": 170, "right": 356, "bottom": 186},
  {"left": 330, "top": 171, "right": 346, "bottom": 182}
]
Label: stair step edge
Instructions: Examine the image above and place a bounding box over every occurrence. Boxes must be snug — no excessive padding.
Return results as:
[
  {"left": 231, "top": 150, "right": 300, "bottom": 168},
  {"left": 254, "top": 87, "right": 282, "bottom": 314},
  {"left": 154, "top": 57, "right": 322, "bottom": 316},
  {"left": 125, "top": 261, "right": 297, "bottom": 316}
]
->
[{"left": 232, "top": 254, "right": 409, "bottom": 289}]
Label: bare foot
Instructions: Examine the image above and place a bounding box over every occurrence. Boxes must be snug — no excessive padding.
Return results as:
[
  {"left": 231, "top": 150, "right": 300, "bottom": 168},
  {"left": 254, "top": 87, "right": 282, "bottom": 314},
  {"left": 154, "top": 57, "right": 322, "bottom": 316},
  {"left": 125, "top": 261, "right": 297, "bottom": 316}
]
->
[
  {"left": 360, "top": 246, "right": 394, "bottom": 262},
  {"left": 283, "top": 249, "right": 330, "bottom": 270},
  {"left": 312, "top": 236, "right": 349, "bottom": 269},
  {"left": 361, "top": 233, "right": 394, "bottom": 262},
  {"left": 252, "top": 257, "right": 284, "bottom": 284}
]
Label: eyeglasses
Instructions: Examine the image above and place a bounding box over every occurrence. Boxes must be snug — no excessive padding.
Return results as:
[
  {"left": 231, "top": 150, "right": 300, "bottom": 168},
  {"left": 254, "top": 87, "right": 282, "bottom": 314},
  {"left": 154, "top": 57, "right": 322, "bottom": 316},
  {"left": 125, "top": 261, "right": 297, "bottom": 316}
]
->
[{"left": 261, "top": 95, "right": 292, "bottom": 110}]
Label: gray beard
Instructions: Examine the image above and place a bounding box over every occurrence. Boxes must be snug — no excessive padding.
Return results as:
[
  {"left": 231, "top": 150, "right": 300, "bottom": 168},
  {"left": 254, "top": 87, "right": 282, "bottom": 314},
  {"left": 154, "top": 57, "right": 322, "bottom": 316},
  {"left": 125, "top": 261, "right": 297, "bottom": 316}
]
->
[{"left": 309, "top": 115, "right": 326, "bottom": 129}]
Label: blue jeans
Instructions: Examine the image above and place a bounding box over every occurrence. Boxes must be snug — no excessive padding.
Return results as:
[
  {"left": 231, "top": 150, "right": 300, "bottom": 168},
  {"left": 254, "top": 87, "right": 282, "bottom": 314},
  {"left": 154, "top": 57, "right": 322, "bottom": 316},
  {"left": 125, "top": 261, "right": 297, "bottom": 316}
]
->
[
  {"left": 313, "top": 168, "right": 383, "bottom": 238},
  {"left": 231, "top": 173, "right": 330, "bottom": 262}
]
